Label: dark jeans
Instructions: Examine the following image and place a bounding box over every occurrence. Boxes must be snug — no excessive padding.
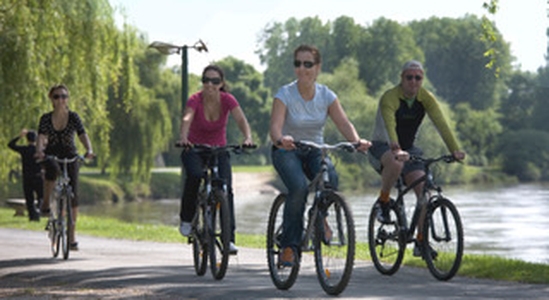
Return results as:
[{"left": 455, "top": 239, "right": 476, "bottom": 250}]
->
[
  {"left": 271, "top": 146, "right": 338, "bottom": 250},
  {"left": 179, "top": 149, "right": 235, "bottom": 242},
  {"left": 23, "top": 174, "right": 43, "bottom": 219}
]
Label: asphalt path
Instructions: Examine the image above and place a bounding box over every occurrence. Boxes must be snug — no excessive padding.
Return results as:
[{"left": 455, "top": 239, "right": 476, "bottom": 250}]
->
[{"left": 1, "top": 228, "right": 547, "bottom": 299}]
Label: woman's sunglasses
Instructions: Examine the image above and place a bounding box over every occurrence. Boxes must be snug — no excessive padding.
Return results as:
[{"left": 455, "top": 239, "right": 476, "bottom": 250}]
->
[
  {"left": 202, "top": 77, "right": 222, "bottom": 85},
  {"left": 52, "top": 94, "right": 68, "bottom": 100},
  {"left": 293, "top": 60, "right": 315, "bottom": 69}
]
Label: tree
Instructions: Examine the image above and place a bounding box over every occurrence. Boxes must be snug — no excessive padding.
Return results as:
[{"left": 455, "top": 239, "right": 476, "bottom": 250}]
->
[{"left": 410, "top": 15, "right": 512, "bottom": 110}]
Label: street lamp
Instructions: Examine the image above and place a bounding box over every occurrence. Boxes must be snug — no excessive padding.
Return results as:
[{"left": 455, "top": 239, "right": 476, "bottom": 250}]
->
[{"left": 148, "top": 39, "right": 208, "bottom": 113}]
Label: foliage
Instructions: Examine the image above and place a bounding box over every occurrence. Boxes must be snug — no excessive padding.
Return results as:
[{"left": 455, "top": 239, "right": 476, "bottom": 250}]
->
[
  {"left": 0, "top": 0, "right": 119, "bottom": 184},
  {"left": 497, "top": 130, "right": 549, "bottom": 181}
]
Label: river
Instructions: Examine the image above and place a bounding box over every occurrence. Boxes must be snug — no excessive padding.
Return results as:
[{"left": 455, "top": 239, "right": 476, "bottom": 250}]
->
[{"left": 81, "top": 182, "right": 549, "bottom": 265}]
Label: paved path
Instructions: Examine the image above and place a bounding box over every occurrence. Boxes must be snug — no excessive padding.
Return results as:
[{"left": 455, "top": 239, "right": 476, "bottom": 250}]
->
[{"left": 0, "top": 228, "right": 547, "bottom": 299}]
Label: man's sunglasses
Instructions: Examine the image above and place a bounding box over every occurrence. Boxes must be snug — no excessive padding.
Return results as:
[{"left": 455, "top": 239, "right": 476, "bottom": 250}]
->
[
  {"left": 293, "top": 60, "right": 315, "bottom": 69},
  {"left": 406, "top": 75, "right": 423, "bottom": 81},
  {"left": 202, "top": 77, "right": 222, "bottom": 85},
  {"left": 53, "top": 94, "right": 68, "bottom": 100}
]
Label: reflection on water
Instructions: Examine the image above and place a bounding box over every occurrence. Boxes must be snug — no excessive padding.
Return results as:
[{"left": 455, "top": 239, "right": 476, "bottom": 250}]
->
[{"left": 81, "top": 183, "right": 549, "bottom": 264}]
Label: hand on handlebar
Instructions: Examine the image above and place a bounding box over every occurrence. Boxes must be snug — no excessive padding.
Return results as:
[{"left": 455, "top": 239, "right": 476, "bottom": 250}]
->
[{"left": 394, "top": 149, "right": 410, "bottom": 162}]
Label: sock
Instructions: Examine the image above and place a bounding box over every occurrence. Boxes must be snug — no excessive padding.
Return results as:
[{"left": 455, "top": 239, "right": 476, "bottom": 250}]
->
[{"left": 379, "top": 191, "right": 390, "bottom": 203}]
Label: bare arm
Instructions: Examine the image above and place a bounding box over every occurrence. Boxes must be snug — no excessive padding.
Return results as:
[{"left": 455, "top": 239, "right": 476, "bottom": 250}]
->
[
  {"left": 270, "top": 98, "right": 294, "bottom": 149},
  {"left": 178, "top": 106, "right": 195, "bottom": 146},
  {"left": 78, "top": 132, "right": 94, "bottom": 159},
  {"left": 230, "top": 106, "right": 253, "bottom": 145},
  {"left": 328, "top": 99, "right": 371, "bottom": 151},
  {"left": 35, "top": 133, "right": 48, "bottom": 160}
]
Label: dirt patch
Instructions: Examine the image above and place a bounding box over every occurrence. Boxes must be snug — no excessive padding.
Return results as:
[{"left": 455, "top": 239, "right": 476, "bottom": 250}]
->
[{"left": 232, "top": 171, "right": 278, "bottom": 195}]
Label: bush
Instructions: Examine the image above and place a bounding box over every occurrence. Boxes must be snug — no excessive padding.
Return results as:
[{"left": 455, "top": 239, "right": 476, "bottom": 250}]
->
[
  {"left": 79, "top": 176, "right": 125, "bottom": 205},
  {"left": 149, "top": 172, "right": 182, "bottom": 199}
]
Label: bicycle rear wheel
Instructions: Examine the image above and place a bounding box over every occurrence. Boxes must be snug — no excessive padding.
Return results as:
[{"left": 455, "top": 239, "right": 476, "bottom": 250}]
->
[
  {"left": 192, "top": 204, "right": 207, "bottom": 276},
  {"left": 368, "top": 199, "right": 405, "bottom": 275},
  {"left": 423, "top": 197, "right": 463, "bottom": 281},
  {"left": 209, "top": 190, "right": 230, "bottom": 280},
  {"left": 266, "top": 194, "right": 299, "bottom": 290},
  {"left": 313, "top": 191, "right": 355, "bottom": 296}
]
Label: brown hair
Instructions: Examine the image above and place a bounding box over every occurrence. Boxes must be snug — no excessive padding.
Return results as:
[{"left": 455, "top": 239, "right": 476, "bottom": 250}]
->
[
  {"left": 294, "top": 44, "right": 322, "bottom": 65},
  {"left": 48, "top": 84, "right": 69, "bottom": 98},
  {"left": 202, "top": 65, "right": 228, "bottom": 92}
]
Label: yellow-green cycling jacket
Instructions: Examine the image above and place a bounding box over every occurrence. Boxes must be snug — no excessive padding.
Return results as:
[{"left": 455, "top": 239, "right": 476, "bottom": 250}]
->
[{"left": 371, "top": 84, "right": 460, "bottom": 152}]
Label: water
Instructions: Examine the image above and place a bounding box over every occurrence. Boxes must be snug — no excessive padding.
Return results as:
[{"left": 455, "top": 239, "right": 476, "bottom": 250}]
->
[{"left": 81, "top": 183, "right": 549, "bottom": 265}]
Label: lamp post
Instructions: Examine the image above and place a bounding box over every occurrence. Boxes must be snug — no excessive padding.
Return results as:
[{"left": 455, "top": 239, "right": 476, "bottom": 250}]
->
[{"left": 148, "top": 39, "right": 208, "bottom": 113}]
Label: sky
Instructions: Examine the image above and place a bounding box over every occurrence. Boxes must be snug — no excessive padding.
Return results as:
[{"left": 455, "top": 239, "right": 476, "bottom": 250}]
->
[{"left": 108, "top": 0, "right": 548, "bottom": 75}]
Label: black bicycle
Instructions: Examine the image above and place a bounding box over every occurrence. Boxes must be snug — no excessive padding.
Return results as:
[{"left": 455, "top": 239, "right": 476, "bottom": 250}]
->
[
  {"left": 368, "top": 154, "right": 464, "bottom": 281},
  {"left": 43, "top": 155, "right": 83, "bottom": 260},
  {"left": 267, "top": 141, "right": 357, "bottom": 295},
  {"left": 177, "top": 143, "right": 255, "bottom": 280}
]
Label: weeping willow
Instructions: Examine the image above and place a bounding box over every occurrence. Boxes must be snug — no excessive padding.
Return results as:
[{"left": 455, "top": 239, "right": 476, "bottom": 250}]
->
[{"left": 0, "top": 0, "right": 171, "bottom": 188}]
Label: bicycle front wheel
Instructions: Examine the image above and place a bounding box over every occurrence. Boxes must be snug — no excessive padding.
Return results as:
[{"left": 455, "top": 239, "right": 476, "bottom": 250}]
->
[
  {"left": 59, "top": 190, "right": 70, "bottom": 260},
  {"left": 192, "top": 204, "right": 207, "bottom": 276},
  {"left": 266, "top": 194, "right": 299, "bottom": 290},
  {"left": 422, "top": 197, "right": 464, "bottom": 281},
  {"left": 209, "top": 189, "right": 230, "bottom": 280},
  {"left": 368, "top": 198, "right": 405, "bottom": 275},
  {"left": 49, "top": 219, "right": 60, "bottom": 258},
  {"left": 313, "top": 191, "right": 355, "bottom": 296}
]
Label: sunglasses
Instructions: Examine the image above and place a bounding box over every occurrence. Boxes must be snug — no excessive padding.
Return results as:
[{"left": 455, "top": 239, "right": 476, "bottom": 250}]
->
[
  {"left": 406, "top": 75, "right": 423, "bottom": 81},
  {"left": 52, "top": 94, "right": 68, "bottom": 100},
  {"left": 202, "top": 77, "right": 222, "bottom": 85},
  {"left": 293, "top": 60, "right": 315, "bottom": 69}
]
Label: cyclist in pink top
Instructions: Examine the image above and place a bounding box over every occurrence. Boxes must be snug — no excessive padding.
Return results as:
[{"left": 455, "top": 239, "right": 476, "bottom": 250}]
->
[{"left": 177, "top": 65, "right": 253, "bottom": 254}]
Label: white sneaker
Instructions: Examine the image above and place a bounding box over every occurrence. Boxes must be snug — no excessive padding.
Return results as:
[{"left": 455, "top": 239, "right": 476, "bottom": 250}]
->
[
  {"left": 229, "top": 242, "right": 238, "bottom": 255},
  {"left": 179, "top": 222, "right": 192, "bottom": 237}
]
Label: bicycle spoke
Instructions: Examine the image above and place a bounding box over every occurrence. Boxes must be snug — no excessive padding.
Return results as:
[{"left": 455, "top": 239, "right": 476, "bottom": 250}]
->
[
  {"left": 314, "top": 192, "right": 355, "bottom": 296},
  {"left": 423, "top": 198, "right": 463, "bottom": 281}
]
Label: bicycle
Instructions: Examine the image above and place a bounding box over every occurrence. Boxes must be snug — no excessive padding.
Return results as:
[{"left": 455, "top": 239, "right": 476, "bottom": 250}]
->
[
  {"left": 43, "top": 155, "right": 83, "bottom": 260},
  {"left": 368, "top": 154, "right": 464, "bottom": 281},
  {"left": 176, "top": 143, "right": 256, "bottom": 280},
  {"left": 266, "top": 141, "right": 357, "bottom": 296}
]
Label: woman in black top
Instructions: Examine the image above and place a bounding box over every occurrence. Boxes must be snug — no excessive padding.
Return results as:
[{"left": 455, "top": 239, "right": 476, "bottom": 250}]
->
[{"left": 36, "top": 84, "right": 94, "bottom": 251}]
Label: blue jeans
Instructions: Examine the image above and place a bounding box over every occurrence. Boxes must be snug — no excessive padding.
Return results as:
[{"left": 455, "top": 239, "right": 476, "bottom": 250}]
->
[
  {"left": 271, "top": 146, "right": 338, "bottom": 250},
  {"left": 180, "top": 149, "right": 236, "bottom": 242}
]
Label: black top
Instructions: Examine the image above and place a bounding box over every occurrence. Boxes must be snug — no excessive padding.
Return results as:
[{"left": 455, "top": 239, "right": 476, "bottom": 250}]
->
[
  {"left": 8, "top": 137, "right": 41, "bottom": 178},
  {"left": 38, "top": 111, "right": 86, "bottom": 158}
]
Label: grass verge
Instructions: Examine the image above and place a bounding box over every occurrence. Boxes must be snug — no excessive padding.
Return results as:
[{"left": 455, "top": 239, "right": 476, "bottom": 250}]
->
[{"left": 1, "top": 207, "right": 547, "bottom": 284}]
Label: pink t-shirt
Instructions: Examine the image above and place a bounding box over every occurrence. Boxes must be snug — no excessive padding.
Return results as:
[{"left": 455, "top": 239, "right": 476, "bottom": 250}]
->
[{"left": 187, "top": 91, "right": 239, "bottom": 146}]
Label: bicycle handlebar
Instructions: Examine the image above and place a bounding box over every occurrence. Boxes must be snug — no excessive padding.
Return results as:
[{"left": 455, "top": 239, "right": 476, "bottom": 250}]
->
[
  {"left": 175, "top": 143, "right": 257, "bottom": 154},
  {"left": 37, "top": 155, "right": 85, "bottom": 164},
  {"left": 409, "top": 154, "right": 457, "bottom": 166},
  {"left": 295, "top": 140, "right": 358, "bottom": 153}
]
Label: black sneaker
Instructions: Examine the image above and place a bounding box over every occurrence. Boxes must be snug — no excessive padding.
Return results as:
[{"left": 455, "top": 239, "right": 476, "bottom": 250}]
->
[{"left": 375, "top": 200, "right": 391, "bottom": 224}]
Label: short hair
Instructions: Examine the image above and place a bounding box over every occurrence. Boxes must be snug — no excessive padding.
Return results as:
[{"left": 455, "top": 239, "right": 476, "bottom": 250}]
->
[
  {"left": 294, "top": 44, "right": 322, "bottom": 65},
  {"left": 26, "top": 130, "right": 36, "bottom": 142}
]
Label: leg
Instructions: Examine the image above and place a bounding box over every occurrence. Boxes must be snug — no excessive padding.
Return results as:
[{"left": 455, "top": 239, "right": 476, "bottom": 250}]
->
[
  {"left": 271, "top": 148, "right": 309, "bottom": 250},
  {"left": 68, "top": 162, "right": 80, "bottom": 247},
  {"left": 218, "top": 151, "right": 236, "bottom": 243},
  {"left": 179, "top": 150, "right": 204, "bottom": 223},
  {"left": 41, "top": 159, "right": 59, "bottom": 212},
  {"left": 23, "top": 178, "right": 39, "bottom": 220}
]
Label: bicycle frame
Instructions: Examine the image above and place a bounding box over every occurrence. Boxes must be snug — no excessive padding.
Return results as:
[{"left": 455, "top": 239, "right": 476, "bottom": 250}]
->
[{"left": 392, "top": 155, "right": 449, "bottom": 243}]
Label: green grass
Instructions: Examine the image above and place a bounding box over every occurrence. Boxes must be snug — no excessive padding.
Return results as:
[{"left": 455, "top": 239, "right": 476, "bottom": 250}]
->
[{"left": 1, "top": 207, "right": 547, "bottom": 284}]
